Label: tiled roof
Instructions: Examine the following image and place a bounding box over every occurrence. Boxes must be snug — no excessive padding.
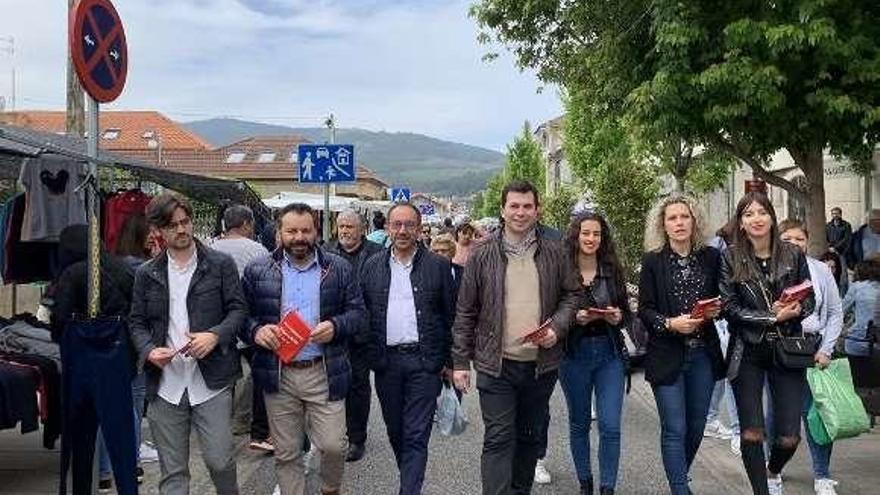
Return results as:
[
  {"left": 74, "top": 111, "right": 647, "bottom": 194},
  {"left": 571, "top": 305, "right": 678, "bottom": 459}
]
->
[{"left": 0, "top": 110, "right": 212, "bottom": 151}]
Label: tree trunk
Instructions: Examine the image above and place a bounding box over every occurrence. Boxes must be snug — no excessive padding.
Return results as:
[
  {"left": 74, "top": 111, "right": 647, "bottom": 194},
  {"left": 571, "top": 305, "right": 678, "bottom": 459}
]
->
[{"left": 790, "top": 147, "right": 827, "bottom": 256}]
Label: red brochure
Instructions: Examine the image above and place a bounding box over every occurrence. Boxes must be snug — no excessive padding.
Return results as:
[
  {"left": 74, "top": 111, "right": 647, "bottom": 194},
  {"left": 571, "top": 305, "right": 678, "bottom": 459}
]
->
[
  {"left": 521, "top": 318, "right": 554, "bottom": 345},
  {"left": 779, "top": 280, "right": 813, "bottom": 304},
  {"left": 690, "top": 297, "right": 721, "bottom": 319},
  {"left": 274, "top": 311, "right": 312, "bottom": 364},
  {"left": 587, "top": 307, "right": 616, "bottom": 316}
]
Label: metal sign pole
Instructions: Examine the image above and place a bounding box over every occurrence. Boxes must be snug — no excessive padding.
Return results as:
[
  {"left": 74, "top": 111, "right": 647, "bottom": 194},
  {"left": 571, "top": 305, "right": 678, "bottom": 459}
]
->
[
  {"left": 86, "top": 95, "right": 101, "bottom": 318},
  {"left": 322, "top": 114, "right": 335, "bottom": 242}
]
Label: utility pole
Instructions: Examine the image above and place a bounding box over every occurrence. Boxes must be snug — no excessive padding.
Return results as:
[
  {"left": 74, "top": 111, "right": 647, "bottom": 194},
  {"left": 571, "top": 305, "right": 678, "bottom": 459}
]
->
[
  {"left": 66, "top": 0, "right": 85, "bottom": 136},
  {"left": 323, "top": 113, "right": 336, "bottom": 242},
  {"left": 0, "top": 36, "right": 14, "bottom": 111}
]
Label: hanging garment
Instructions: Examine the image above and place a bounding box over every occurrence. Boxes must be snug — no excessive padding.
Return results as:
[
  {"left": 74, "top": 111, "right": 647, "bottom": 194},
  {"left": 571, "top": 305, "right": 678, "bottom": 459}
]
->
[
  {"left": 0, "top": 352, "right": 61, "bottom": 448},
  {"left": 59, "top": 318, "right": 137, "bottom": 495},
  {"left": 103, "top": 190, "right": 152, "bottom": 253},
  {"left": 3, "top": 194, "right": 58, "bottom": 284},
  {"left": 18, "top": 156, "right": 87, "bottom": 242},
  {"left": 0, "top": 361, "right": 39, "bottom": 433}
]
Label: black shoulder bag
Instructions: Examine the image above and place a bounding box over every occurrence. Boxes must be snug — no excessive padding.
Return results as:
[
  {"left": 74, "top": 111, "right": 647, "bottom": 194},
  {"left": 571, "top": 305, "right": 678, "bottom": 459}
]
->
[{"left": 755, "top": 270, "right": 816, "bottom": 369}]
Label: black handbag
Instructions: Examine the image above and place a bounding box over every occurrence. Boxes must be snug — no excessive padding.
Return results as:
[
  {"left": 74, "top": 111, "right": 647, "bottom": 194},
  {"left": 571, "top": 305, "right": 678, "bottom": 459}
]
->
[{"left": 774, "top": 332, "right": 820, "bottom": 370}]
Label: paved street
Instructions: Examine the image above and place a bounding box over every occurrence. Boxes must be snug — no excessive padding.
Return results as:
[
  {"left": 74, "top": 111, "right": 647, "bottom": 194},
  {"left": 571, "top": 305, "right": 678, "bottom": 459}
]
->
[{"left": 2, "top": 371, "right": 879, "bottom": 494}]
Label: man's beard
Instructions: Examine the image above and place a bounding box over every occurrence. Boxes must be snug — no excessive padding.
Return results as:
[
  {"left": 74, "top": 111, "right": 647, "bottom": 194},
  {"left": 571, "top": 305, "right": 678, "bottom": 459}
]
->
[{"left": 285, "top": 240, "right": 316, "bottom": 261}]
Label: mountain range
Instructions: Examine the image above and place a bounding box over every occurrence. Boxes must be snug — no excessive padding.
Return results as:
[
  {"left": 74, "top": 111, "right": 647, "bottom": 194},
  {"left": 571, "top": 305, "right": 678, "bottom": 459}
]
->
[{"left": 183, "top": 118, "right": 505, "bottom": 196}]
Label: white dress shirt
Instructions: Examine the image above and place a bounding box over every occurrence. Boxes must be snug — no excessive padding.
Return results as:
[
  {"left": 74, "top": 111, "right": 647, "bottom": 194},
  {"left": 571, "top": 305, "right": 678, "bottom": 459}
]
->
[
  {"left": 385, "top": 252, "right": 419, "bottom": 346},
  {"left": 157, "top": 249, "right": 225, "bottom": 406}
]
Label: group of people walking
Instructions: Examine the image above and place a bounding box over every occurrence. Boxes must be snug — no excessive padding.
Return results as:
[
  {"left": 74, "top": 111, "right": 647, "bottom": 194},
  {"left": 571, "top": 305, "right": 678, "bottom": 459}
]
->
[{"left": 48, "top": 179, "right": 876, "bottom": 495}]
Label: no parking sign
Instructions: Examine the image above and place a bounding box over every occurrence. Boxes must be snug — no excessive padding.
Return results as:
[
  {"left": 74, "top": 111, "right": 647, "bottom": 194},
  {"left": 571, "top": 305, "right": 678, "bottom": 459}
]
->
[{"left": 69, "top": 0, "right": 128, "bottom": 103}]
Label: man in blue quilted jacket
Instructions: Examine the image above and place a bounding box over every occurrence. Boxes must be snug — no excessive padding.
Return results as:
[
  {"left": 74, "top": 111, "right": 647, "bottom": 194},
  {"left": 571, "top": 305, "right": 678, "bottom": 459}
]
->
[{"left": 240, "top": 203, "right": 366, "bottom": 495}]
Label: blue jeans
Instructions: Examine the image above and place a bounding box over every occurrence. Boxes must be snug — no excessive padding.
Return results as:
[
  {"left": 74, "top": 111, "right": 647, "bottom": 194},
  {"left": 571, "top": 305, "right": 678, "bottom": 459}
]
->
[
  {"left": 802, "top": 381, "right": 833, "bottom": 478},
  {"left": 652, "top": 346, "right": 716, "bottom": 495},
  {"left": 99, "top": 372, "right": 146, "bottom": 477},
  {"left": 559, "top": 335, "right": 625, "bottom": 489},
  {"left": 707, "top": 378, "right": 740, "bottom": 434}
]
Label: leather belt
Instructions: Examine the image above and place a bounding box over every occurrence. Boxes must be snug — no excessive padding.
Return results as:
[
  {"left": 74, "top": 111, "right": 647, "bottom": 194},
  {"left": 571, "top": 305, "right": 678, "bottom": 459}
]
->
[
  {"left": 286, "top": 356, "right": 324, "bottom": 369},
  {"left": 684, "top": 338, "right": 706, "bottom": 349},
  {"left": 387, "top": 343, "right": 420, "bottom": 353}
]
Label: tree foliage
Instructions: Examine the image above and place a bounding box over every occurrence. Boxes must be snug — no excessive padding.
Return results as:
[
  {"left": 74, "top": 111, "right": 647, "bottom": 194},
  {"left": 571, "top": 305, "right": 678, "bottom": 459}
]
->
[
  {"left": 472, "top": 0, "right": 880, "bottom": 253},
  {"left": 477, "top": 121, "right": 547, "bottom": 218},
  {"left": 565, "top": 91, "right": 661, "bottom": 275},
  {"left": 542, "top": 183, "right": 580, "bottom": 231}
]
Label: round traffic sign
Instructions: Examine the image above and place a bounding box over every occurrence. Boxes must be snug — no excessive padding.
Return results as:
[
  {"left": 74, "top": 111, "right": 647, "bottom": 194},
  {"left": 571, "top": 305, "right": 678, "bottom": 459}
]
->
[{"left": 69, "top": 0, "right": 128, "bottom": 103}]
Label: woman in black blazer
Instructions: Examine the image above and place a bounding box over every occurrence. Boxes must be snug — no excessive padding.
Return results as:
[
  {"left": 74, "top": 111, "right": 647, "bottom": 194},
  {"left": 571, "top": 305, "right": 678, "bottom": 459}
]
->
[{"left": 638, "top": 194, "right": 725, "bottom": 495}]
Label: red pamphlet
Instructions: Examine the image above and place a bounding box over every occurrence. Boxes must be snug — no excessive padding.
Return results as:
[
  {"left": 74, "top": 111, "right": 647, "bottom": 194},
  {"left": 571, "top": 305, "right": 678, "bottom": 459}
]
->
[
  {"left": 690, "top": 297, "right": 721, "bottom": 319},
  {"left": 521, "top": 318, "right": 554, "bottom": 345},
  {"left": 174, "top": 340, "right": 193, "bottom": 357},
  {"left": 587, "top": 307, "right": 616, "bottom": 316},
  {"left": 274, "top": 311, "right": 312, "bottom": 364},
  {"left": 779, "top": 280, "right": 813, "bottom": 304}
]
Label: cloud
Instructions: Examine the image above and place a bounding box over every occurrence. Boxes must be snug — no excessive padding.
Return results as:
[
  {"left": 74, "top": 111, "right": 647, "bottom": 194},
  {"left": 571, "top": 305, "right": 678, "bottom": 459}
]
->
[{"left": 0, "top": 0, "right": 561, "bottom": 150}]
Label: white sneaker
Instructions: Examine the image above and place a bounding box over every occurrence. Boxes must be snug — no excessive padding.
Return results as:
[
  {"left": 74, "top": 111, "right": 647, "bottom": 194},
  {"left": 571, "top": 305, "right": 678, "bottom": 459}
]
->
[
  {"left": 729, "top": 435, "right": 741, "bottom": 456},
  {"left": 534, "top": 458, "right": 551, "bottom": 485},
  {"left": 814, "top": 478, "right": 839, "bottom": 495},
  {"left": 303, "top": 445, "right": 315, "bottom": 474},
  {"left": 140, "top": 442, "right": 159, "bottom": 463},
  {"left": 704, "top": 419, "right": 734, "bottom": 439},
  {"left": 768, "top": 474, "right": 784, "bottom": 495},
  {"left": 272, "top": 484, "right": 280, "bottom": 495}
]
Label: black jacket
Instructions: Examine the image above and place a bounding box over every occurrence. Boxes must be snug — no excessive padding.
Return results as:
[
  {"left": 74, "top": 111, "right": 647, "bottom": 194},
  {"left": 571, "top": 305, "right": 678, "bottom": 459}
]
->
[
  {"left": 50, "top": 225, "right": 135, "bottom": 342},
  {"left": 568, "top": 260, "right": 631, "bottom": 368},
  {"left": 719, "top": 242, "right": 814, "bottom": 379},
  {"left": 638, "top": 246, "right": 725, "bottom": 386},
  {"left": 241, "top": 248, "right": 366, "bottom": 401},
  {"left": 325, "top": 237, "right": 383, "bottom": 276},
  {"left": 849, "top": 224, "right": 877, "bottom": 269},
  {"left": 826, "top": 219, "right": 853, "bottom": 256},
  {"left": 360, "top": 245, "right": 456, "bottom": 373},
  {"left": 129, "top": 241, "right": 247, "bottom": 401}
]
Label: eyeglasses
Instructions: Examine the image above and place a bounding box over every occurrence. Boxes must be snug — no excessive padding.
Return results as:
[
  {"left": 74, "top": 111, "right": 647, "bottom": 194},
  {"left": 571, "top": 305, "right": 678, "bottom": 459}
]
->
[
  {"left": 389, "top": 221, "right": 418, "bottom": 231},
  {"left": 162, "top": 217, "right": 192, "bottom": 231}
]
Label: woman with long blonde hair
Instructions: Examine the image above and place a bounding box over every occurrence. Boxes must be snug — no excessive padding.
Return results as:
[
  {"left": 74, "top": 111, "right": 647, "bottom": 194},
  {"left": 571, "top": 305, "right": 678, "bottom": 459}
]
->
[{"left": 638, "top": 194, "right": 726, "bottom": 495}]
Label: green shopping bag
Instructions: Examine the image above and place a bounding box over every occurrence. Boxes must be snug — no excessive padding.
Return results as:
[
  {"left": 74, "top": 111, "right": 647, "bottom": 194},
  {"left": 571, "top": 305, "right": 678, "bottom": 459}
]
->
[
  {"left": 806, "top": 403, "right": 832, "bottom": 445},
  {"left": 806, "top": 359, "right": 870, "bottom": 441}
]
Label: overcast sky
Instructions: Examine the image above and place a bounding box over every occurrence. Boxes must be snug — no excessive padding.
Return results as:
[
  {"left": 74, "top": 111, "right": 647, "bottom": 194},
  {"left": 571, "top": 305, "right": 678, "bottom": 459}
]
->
[{"left": 0, "top": 0, "right": 562, "bottom": 151}]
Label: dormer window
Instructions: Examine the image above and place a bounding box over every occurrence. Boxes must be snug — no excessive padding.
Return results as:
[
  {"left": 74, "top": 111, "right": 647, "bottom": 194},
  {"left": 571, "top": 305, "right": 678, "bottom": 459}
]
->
[
  {"left": 102, "top": 129, "right": 120, "bottom": 140},
  {"left": 226, "top": 152, "right": 246, "bottom": 163},
  {"left": 257, "top": 152, "right": 276, "bottom": 163}
]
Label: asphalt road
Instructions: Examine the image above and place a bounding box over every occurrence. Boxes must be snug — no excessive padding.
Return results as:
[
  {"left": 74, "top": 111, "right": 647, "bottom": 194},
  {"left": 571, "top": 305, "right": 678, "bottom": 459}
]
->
[{"left": 3, "top": 370, "right": 879, "bottom": 494}]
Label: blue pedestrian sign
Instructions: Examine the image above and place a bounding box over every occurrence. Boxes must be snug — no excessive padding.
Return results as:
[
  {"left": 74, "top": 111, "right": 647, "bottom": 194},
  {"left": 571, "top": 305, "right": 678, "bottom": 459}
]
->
[
  {"left": 390, "top": 187, "right": 411, "bottom": 203},
  {"left": 297, "top": 144, "right": 356, "bottom": 183}
]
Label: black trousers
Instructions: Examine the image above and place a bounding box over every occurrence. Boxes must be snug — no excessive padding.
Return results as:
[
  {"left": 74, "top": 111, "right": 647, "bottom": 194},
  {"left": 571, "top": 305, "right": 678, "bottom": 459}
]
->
[
  {"left": 374, "top": 349, "right": 442, "bottom": 495},
  {"left": 60, "top": 318, "right": 137, "bottom": 495},
  {"left": 345, "top": 343, "right": 372, "bottom": 446},
  {"left": 240, "top": 347, "right": 269, "bottom": 441},
  {"left": 731, "top": 342, "right": 805, "bottom": 495},
  {"left": 477, "top": 359, "right": 557, "bottom": 495}
]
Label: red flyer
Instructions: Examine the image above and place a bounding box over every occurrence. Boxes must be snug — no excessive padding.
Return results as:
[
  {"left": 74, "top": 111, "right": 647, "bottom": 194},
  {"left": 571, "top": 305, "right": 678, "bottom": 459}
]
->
[
  {"left": 521, "top": 318, "right": 554, "bottom": 345},
  {"left": 779, "top": 280, "right": 813, "bottom": 304},
  {"left": 587, "top": 307, "right": 616, "bottom": 316},
  {"left": 690, "top": 297, "right": 721, "bottom": 319},
  {"left": 274, "top": 311, "right": 312, "bottom": 364}
]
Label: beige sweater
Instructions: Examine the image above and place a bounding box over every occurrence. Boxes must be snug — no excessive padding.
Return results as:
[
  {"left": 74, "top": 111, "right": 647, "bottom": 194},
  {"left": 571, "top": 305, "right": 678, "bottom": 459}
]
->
[{"left": 502, "top": 245, "right": 541, "bottom": 362}]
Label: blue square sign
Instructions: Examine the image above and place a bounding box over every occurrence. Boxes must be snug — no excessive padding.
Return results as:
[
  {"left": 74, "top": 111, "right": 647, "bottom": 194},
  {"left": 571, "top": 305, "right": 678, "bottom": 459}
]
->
[{"left": 297, "top": 144, "right": 356, "bottom": 183}]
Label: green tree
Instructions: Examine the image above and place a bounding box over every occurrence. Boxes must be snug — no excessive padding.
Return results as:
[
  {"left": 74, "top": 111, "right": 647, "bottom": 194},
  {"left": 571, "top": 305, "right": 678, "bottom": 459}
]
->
[
  {"left": 472, "top": 0, "right": 880, "bottom": 253},
  {"left": 505, "top": 121, "right": 545, "bottom": 191},
  {"left": 479, "top": 171, "right": 505, "bottom": 218},
  {"left": 542, "top": 183, "right": 580, "bottom": 231},
  {"left": 470, "top": 190, "right": 485, "bottom": 218},
  {"left": 566, "top": 91, "right": 661, "bottom": 275}
]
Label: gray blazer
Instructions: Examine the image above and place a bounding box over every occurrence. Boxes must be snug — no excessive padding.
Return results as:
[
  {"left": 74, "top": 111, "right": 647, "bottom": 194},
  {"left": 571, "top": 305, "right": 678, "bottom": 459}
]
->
[{"left": 129, "top": 241, "right": 247, "bottom": 401}]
